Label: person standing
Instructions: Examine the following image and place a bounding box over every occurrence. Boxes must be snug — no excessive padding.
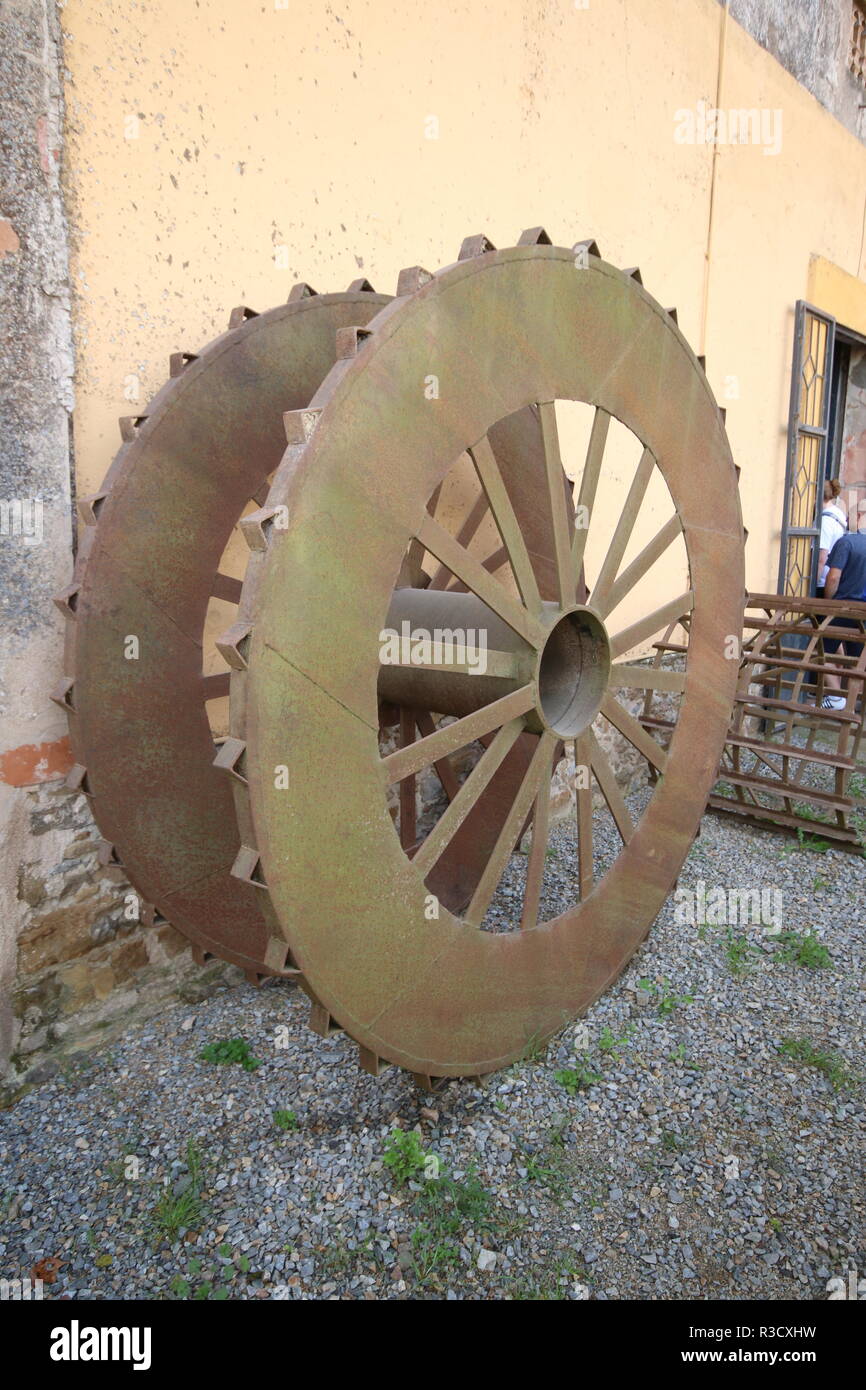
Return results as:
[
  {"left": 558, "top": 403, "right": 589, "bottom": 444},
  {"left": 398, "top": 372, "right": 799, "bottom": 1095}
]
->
[
  {"left": 821, "top": 528, "right": 866, "bottom": 709},
  {"left": 816, "top": 478, "right": 848, "bottom": 597}
]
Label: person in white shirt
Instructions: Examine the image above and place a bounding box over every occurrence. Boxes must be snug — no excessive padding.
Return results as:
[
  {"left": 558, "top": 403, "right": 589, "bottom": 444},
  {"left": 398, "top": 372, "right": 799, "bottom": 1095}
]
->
[{"left": 816, "top": 478, "right": 848, "bottom": 596}]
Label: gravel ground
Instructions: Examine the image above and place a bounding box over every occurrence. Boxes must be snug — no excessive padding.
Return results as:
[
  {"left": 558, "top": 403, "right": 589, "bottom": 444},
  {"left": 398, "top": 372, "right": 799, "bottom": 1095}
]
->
[{"left": 1, "top": 793, "right": 864, "bottom": 1302}]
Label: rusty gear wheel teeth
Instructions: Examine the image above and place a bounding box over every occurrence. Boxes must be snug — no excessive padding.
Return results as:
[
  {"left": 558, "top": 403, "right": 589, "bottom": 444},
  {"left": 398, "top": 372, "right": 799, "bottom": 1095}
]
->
[
  {"left": 51, "top": 278, "right": 382, "bottom": 984},
  {"left": 217, "top": 227, "right": 730, "bottom": 1084}
]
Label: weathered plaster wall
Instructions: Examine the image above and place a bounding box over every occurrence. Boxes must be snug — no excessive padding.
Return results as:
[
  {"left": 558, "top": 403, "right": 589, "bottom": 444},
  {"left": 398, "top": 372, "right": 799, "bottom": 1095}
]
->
[
  {"left": 58, "top": 0, "right": 866, "bottom": 605},
  {"left": 1, "top": 0, "right": 77, "bottom": 1080},
  {"left": 726, "top": 0, "right": 866, "bottom": 143},
  {"left": 0, "top": 0, "right": 223, "bottom": 1097}
]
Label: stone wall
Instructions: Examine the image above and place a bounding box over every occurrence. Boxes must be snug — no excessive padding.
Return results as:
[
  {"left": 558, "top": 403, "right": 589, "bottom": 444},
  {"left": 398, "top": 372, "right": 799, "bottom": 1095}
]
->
[
  {"left": 726, "top": 0, "right": 866, "bottom": 144},
  {"left": 0, "top": 0, "right": 223, "bottom": 1100}
]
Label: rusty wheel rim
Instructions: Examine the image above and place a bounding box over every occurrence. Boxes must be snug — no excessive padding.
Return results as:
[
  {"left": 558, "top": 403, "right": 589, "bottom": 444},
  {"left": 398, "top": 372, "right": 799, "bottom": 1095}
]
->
[
  {"left": 54, "top": 285, "right": 390, "bottom": 978},
  {"left": 235, "top": 237, "right": 744, "bottom": 1076}
]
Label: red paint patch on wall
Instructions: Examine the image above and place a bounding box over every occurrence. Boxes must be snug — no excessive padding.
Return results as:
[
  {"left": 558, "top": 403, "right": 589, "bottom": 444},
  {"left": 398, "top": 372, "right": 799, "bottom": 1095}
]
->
[
  {"left": 0, "top": 218, "right": 20, "bottom": 259},
  {"left": 0, "top": 736, "right": 73, "bottom": 786}
]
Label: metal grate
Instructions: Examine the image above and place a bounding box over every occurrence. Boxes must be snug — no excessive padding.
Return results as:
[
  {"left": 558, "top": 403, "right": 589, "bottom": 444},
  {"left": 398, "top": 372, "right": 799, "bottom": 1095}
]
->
[{"left": 850, "top": 3, "right": 866, "bottom": 83}]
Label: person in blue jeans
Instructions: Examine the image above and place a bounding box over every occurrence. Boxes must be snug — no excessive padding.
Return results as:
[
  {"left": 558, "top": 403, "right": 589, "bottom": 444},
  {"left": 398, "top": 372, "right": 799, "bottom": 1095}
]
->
[{"left": 822, "top": 530, "right": 866, "bottom": 709}]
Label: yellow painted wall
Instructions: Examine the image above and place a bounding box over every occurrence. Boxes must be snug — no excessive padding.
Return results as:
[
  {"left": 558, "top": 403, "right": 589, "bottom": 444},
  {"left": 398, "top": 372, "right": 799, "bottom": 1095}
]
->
[{"left": 61, "top": 0, "right": 866, "bottom": 604}]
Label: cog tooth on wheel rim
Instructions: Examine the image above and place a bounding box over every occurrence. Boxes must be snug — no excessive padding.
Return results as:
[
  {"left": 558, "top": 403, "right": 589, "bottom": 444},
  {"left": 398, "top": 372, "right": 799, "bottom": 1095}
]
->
[
  {"left": 212, "top": 737, "right": 248, "bottom": 784},
  {"left": 263, "top": 936, "right": 294, "bottom": 973},
  {"left": 141, "top": 902, "right": 169, "bottom": 929},
  {"left": 201, "top": 673, "right": 230, "bottom": 700},
  {"left": 287, "top": 282, "right": 318, "bottom": 301},
  {"left": 230, "top": 844, "right": 268, "bottom": 889},
  {"left": 697, "top": 354, "right": 707, "bottom": 371},
  {"left": 240, "top": 507, "right": 280, "bottom": 552},
  {"left": 396, "top": 265, "right": 433, "bottom": 296},
  {"left": 623, "top": 266, "right": 643, "bottom": 284},
  {"left": 666, "top": 306, "right": 679, "bottom": 323},
  {"left": 210, "top": 571, "right": 243, "bottom": 603},
  {"left": 720, "top": 407, "right": 727, "bottom": 424},
  {"left": 459, "top": 233, "right": 496, "bottom": 260},
  {"left": 96, "top": 838, "right": 124, "bottom": 870},
  {"left": 572, "top": 238, "right": 601, "bottom": 259},
  {"left": 347, "top": 277, "right": 376, "bottom": 293},
  {"left": 119, "top": 416, "right": 148, "bottom": 443},
  {"left": 228, "top": 305, "right": 259, "bottom": 329},
  {"left": 169, "top": 352, "right": 198, "bottom": 377},
  {"left": 335, "top": 325, "right": 373, "bottom": 359},
  {"left": 412, "top": 1072, "right": 449, "bottom": 1093},
  {"left": 49, "top": 676, "right": 75, "bottom": 712},
  {"left": 215, "top": 620, "right": 253, "bottom": 671},
  {"left": 78, "top": 492, "right": 108, "bottom": 526},
  {"left": 53, "top": 583, "right": 80, "bottom": 618},
  {"left": 65, "top": 763, "right": 92, "bottom": 797},
  {"left": 308, "top": 1001, "right": 341, "bottom": 1038},
  {"left": 518, "top": 226, "right": 552, "bottom": 246},
  {"left": 358, "top": 1046, "right": 390, "bottom": 1078},
  {"left": 283, "top": 407, "right": 322, "bottom": 444}
]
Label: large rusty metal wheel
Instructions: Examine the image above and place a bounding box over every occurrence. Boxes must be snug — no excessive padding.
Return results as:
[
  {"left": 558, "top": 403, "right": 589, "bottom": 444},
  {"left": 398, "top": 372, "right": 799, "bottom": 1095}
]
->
[
  {"left": 52, "top": 277, "right": 563, "bottom": 981},
  {"left": 53, "top": 284, "right": 390, "bottom": 978},
  {"left": 227, "top": 231, "right": 744, "bottom": 1083}
]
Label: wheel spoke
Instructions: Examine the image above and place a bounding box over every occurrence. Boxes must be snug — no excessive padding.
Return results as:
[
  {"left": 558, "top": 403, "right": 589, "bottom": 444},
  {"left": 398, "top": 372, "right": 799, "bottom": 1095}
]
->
[
  {"left": 446, "top": 544, "right": 508, "bottom": 592},
  {"left": 416, "top": 513, "right": 546, "bottom": 646},
  {"left": 574, "top": 732, "right": 594, "bottom": 898},
  {"left": 571, "top": 407, "right": 611, "bottom": 580},
  {"left": 586, "top": 727, "right": 633, "bottom": 844},
  {"left": 609, "top": 663, "right": 686, "bottom": 693},
  {"left": 405, "top": 483, "right": 443, "bottom": 577},
  {"left": 383, "top": 684, "right": 536, "bottom": 784},
  {"left": 413, "top": 718, "right": 526, "bottom": 876},
  {"left": 414, "top": 712, "right": 460, "bottom": 800},
  {"left": 428, "top": 490, "right": 489, "bottom": 590},
  {"left": 537, "top": 403, "right": 576, "bottom": 609},
  {"left": 520, "top": 740, "right": 556, "bottom": 929},
  {"left": 594, "top": 515, "right": 682, "bottom": 619},
  {"left": 398, "top": 708, "right": 417, "bottom": 850},
  {"left": 589, "top": 447, "right": 654, "bottom": 614},
  {"left": 609, "top": 590, "right": 694, "bottom": 659},
  {"left": 464, "top": 731, "right": 557, "bottom": 926},
  {"left": 600, "top": 692, "right": 667, "bottom": 772},
  {"left": 469, "top": 434, "right": 543, "bottom": 616}
]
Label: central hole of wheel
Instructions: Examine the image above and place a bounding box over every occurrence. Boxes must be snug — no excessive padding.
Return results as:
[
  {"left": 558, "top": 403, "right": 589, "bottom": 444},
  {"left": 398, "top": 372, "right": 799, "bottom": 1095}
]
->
[{"left": 536, "top": 607, "right": 611, "bottom": 738}]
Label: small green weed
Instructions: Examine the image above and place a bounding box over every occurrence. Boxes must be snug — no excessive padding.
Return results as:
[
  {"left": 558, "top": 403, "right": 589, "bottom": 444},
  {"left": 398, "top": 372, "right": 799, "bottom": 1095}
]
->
[
  {"left": 775, "top": 931, "right": 831, "bottom": 970},
  {"left": 598, "top": 1025, "right": 633, "bottom": 1060},
  {"left": 273, "top": 1108, "right": 298, "bottom": 1131},
  {"left": 198, "top": 1037, "right": 261, "bottom": 1072},
  {"left": 639, "top": 977, "right": 693, "bottom": 1014},
  {"left": 723, "top": 928, "right": 759, "bottom": 976},
  {"left": 554, "top": 1060, "right": 602, "bottom": 1096},
  {"left": 383, "top": 1127, "right": 430, "bottom": 1184},
  {"left": 779, "top": 1037, "right": 852, "bottom": 1091}
]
